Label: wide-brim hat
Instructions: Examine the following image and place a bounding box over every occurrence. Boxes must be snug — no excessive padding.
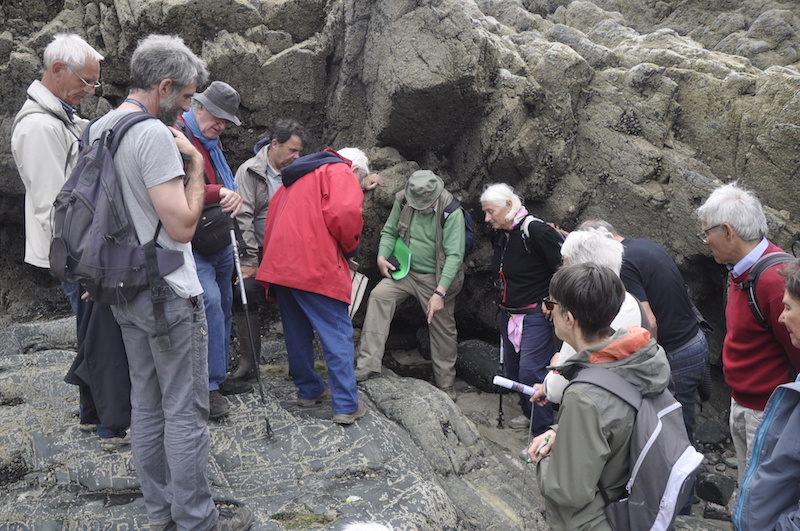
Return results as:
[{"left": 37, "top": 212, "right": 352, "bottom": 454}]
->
[
  {"left": 194, "top": 81, "right": 242, "bottom": 126},
  {"left": 405, "top": 170, "right": 444, "bottom": 210}
]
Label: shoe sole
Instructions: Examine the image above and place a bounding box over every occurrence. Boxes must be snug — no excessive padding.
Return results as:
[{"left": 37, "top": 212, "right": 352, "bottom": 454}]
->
[
  {"left": 297, "top": 390, "right": 332, "bottom": 408},
  {"left": 332, "top": 405, "right": 367, "bottom": 425}
]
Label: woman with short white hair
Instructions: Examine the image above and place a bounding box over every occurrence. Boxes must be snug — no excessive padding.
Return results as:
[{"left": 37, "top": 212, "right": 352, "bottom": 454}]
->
[{"left": 480, "top": 183, "right": 563, "bottom": 434}]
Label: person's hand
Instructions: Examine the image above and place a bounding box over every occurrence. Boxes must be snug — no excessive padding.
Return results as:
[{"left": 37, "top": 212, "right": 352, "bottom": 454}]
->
[
  {"left": 426, "top": 291, "right": 445, "bottom": 323},
  {"left": 530, "top": 383, "right": 549, "bottom": 406},
  {"left": 240, "top": 265, "right": 258, "bottom": 280},
  {"left": 527, "top": 429, "right": 556, "bottom": 462},
  {"left": 377, "top": 255, "right": 395, "bottom": 278},
  {"left": 361, "top": 173, "right": 383, "bottom": 190},
  {"left": 218, "top": 187, "right": 243, "bottom": 217},
  {"left": 169, "top": 126, "right": 201, "bottom": 162}
]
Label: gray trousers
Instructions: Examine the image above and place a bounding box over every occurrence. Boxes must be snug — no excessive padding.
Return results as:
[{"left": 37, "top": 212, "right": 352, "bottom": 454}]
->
[
  {"left": 112, "top": 288, "right": 217, "bottom": 530},
  {"left": 356, "top": 270, "right": 458, "bottom": 388}
]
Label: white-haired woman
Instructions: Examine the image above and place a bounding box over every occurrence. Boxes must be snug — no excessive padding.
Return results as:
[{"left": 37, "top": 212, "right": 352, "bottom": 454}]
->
[{"left": 480, "top": 183, "right": 563, "bottom": 434}]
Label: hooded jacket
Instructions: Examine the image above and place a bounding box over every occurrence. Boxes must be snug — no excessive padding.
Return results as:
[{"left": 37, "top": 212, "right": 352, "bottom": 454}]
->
[
  {"left": 11, "top": 80, "right": 86, "bottom": 268},
  {"left": 256, "top": 150, "right": 363, "bottom": 303},
  {"left": 536, "top": 326, "right": 672, "bottom": 531}
]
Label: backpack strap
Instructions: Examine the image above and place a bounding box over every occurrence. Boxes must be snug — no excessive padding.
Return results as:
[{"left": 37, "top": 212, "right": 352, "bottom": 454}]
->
[
  {"left": 568, "top": 366, "right": 643, "bottom": 411},
  {"left": 743, "top": 252, "right": 793, "bottom": 330}
]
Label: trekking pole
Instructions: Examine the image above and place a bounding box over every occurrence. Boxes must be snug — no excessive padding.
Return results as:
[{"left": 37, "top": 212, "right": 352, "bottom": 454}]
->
[
  {"left": 497, "top": 335, "right": 505, "bottom": 428},
  {"left": 230, "top": 229, "right": 274, "bottom": 439}
]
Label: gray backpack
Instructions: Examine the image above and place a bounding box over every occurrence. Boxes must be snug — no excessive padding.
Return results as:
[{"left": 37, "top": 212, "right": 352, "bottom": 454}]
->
[
  {"left": 569, "top": 366, "right": 703, "bottom": 531},
  {"left": 49, "top": 112, "right": 184, "bottom": 349}
]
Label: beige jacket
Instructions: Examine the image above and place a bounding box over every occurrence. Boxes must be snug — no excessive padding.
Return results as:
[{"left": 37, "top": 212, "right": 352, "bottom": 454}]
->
[{"left": 11, "top": 80, "right": 86, "bottom": 268}]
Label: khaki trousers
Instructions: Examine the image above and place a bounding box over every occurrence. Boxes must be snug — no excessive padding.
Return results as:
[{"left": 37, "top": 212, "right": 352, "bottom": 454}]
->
[{"left": 356, "top": 270, "right": 458, "bottom": 388}]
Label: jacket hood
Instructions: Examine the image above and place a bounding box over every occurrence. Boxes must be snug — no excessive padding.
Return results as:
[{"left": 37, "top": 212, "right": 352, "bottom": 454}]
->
[
  {"left": 253, "top": 136, "right": 270, "bottom": 155},
  {"left": 558, "top": 326, "right": 671, "bottom": 396},
  {"left": 281, "top": 149, "right": 349, "bottom": 187}
]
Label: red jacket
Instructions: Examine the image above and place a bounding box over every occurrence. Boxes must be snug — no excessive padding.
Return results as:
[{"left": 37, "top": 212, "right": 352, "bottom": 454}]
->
[
  {"left": 256, "top": 151, "right": 363, "bottom": 304},
  {"left": 724, "top": 242, "right": 800, "bottom": 410}
]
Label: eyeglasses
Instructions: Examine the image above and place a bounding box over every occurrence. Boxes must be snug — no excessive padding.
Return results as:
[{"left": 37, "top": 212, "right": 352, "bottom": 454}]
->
[
  {"left": 66, "top": 64, "right": 101, "bottom": 89},
  {"left": 698, "top": 224, "right": 721, "bottom": 241},
  {"left": 542, "top": 296, "right": 559, "bottom": 312}
]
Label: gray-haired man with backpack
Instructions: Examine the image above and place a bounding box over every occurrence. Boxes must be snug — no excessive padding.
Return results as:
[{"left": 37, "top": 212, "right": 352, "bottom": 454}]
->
[{"left": 88, "top": 35, "right": 252, "bottom": 530}]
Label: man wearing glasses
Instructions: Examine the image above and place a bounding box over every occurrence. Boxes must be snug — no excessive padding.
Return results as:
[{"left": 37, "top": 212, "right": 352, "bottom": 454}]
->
[
  {"left": 11, "top": 33, "right": 102, "bottom": 306},
  {"left": 697, "top": 182, "right": 800, "bottom": 487}
]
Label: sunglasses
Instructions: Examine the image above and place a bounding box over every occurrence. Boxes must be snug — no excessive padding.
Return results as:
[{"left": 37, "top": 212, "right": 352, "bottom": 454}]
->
[{"left": 542, "top": 296, "right": 559, "bottom": 312}]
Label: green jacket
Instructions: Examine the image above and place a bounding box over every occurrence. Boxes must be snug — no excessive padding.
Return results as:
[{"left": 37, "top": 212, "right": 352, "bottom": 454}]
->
[{"left": 536, "top": 326, "right": 671, "bottom": 530}]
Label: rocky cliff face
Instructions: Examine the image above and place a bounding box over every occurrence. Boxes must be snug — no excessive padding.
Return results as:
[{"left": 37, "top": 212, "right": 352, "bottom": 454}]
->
[{"left": 2, "top": 0, "right": 800, "bottom": 357}]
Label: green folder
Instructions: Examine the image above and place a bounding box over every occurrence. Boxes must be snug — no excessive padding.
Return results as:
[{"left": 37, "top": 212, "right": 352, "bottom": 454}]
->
[{"left": 390, "top": 238, "right": 411, "bottom": 280}]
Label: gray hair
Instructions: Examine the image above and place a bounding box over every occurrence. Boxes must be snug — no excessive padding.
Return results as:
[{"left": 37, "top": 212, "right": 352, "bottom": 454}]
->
[
  {"left": 561, "top": 227, "right": 624, "bottom": 275},
  {"left": 129, "top": 35, "right": 208, "bottom": 92},
  {"left": 337, "top": 147, "right": 370, "bottom": 178},
  {"left": 480, "top": 183, "right": 523, "bottom": 221},
  {"left": 697, "top": 182, "right": 768, "bottom": 241},
  {"left": 43, "top": 33, "right": 103, "bottom": 70}
]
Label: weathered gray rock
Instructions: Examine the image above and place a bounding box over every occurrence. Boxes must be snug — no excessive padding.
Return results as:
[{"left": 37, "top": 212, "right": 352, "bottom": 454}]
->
[
  {"left": 696, "top": 471, "right": 737, "bottom": 507},
  {"left": 0, "top": 319, "right": 546, "bottom": 529},
  {"left": 696, "top": 418, "right": 730, "bottom": 446}
]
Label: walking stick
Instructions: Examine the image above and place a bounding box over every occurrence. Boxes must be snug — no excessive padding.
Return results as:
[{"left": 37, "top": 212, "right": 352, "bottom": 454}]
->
[
  {"left": 497, "top": 335, "right": 505, "bottom": 428},
  {"left": 230, "top": 229, "right": 274, "bottom": 439}
]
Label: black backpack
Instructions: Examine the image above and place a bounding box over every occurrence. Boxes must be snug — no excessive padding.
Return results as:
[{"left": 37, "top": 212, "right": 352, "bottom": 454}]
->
[
  {"left": 49, "top": 112, "right": 185, "bottom": 349},
  {"left": 742, "top": 252, "right": 794, "bottom": 330}
]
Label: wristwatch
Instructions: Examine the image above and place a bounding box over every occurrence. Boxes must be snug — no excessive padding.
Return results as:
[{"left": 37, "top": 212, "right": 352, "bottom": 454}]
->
[{"left": 434, "top": 290, "right": 447, "bottom": 299}]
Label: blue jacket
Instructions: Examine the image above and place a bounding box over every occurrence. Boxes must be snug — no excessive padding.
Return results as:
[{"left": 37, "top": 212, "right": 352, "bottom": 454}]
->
[{"left": 734, "top": 378, "right": 800, "bottom": 530}]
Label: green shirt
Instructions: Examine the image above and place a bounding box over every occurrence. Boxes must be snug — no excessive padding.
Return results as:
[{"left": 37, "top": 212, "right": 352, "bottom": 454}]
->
[{"left": 378, "top": 200, "right": 465, "bottom": 289}]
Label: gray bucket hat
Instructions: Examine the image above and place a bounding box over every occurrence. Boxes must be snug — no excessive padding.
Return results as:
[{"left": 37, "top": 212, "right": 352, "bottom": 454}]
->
[
  {"left": 194, "top": 81, "right": 242, "bottom": 126},
  {"left": 405, "top": 170, "right": 444, "bottom": 210}
]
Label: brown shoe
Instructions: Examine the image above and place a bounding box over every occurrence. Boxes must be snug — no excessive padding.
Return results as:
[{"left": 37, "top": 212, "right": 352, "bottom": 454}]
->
[
  {"left": 297, "top": 388, "right": 332, "bottom": 407},
  {"left": 332, "top": 402, "right": 367, "bottom": 425}
]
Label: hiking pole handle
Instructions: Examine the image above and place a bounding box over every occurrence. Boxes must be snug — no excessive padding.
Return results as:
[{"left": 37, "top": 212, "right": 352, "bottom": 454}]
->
[{"left": 229, "top": 229, "right": 248, "bottom": 309}]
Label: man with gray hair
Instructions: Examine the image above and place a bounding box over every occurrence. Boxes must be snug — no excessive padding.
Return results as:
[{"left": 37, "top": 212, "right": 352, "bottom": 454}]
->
[
  {"left": 698, "top": 182, "right": 800, "bottom": 486},
  {"left": 11, "top": 33, "right": 103, "bottom": 316},
  {"left": 90, "top": 35, "right": 252, "bottom": 529}
]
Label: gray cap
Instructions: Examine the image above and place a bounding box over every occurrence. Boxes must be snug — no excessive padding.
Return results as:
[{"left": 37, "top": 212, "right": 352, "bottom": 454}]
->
[
  {"left": 405, "top": 170, "right": 444, "bottom": 210},
  {"left": 194, "top": 81, "right": 241, "bottom": 126}
]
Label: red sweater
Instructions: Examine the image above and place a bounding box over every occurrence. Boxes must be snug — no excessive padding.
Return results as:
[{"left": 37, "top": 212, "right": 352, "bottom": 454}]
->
[{"left": 724, "top": 242, "right": 800, "bottom": 410}]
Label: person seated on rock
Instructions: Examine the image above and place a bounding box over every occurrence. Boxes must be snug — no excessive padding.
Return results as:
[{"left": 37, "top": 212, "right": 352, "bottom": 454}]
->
[
  {"left": 355, "top": 170, "right": 465, "bottom": 401},
  {"left": 256, "top": 148, "right": 368, "bottom": 425},
  {"left": 533, "top": 226, "right": 649, "bottom": 405},
  {"left": 480, "top": 183, "right": 561, "bottom": 432},
  {"left": 734, "top": 258, "right": 800, "bottom": 531},
  {"left": 528, "top": 263, "right": 672, "bottom": 531}
]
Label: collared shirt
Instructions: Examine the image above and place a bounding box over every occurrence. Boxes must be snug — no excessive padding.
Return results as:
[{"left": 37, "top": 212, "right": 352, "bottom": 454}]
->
[
  {"left": 58, "top": 99, "right": 77, "bottom": 122},
  {"left": 730, "top": 237, "right": 769, "bottom": 276},
  {"left": 265, "top": 159, "right": 282, "bottom": 200}
]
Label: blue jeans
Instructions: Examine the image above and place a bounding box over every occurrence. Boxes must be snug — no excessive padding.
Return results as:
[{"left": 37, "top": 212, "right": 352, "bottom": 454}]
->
[
  {"left": 111, "top": 287, "right": 217, "bottom": 529},
  {"left": 500, "top": 310, "right": 554, "bottom": 434},
  {"left": 275, "top": 286, "right": 359, "bottom": 415},
  {"left": 194, "top": 247, "right": 233, "bottom": 391},
  {"left": 667, "top": 329, "right": 709, "bottom": 445},
  {"left": 61, "top": 280, "right": 85, "bottom": 335}
]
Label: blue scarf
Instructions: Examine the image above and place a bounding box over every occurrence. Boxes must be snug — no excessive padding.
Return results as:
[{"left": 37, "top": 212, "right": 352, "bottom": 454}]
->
[{"left": 182, "top": 110, "right": 237, "bottom": 191}]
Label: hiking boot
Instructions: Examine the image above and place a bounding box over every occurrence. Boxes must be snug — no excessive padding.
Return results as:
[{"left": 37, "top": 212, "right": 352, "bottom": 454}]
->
[
  {"left": 209, "top": 390, "right": 230, "bottom": 420},
  {"left": 439, "top": 386, "right": 457, "bottom": 401},
  {"left": 332, "top": 402, "right": 367, "bottom": 425},
  {"left": 77, "top": 423, "right": 97, "bottom": 433},
  {"left": 213, "top": 505, "right": 254, "bottom": 531},
  {"left": 219, "top": 378, "right": 253, "bottom": 396},
  {"left": 296, "top": 388, "right": 331, "bottom": 407},
  {"left": 99, "top": 430, "right": 131, "bottom": 452},
  {"left": 508, "top": 415, "right": 531, "bottom": 430},
  {"left": 355, "top": 368, "right": 381, "bottom": 382}
]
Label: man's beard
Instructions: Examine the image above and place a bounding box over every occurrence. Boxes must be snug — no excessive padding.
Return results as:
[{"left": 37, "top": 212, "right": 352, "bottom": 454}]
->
[{"left": 158, "top": 90, "right": 181, "bottom": 125}]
